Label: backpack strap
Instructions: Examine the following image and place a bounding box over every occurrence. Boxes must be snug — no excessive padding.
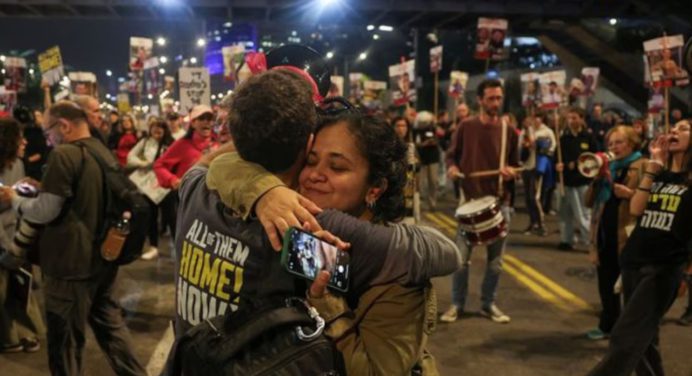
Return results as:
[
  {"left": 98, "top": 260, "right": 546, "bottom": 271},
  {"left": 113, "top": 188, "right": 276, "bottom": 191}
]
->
[{"left": 73, "top": 141, "right": 111, "bottom": 243}]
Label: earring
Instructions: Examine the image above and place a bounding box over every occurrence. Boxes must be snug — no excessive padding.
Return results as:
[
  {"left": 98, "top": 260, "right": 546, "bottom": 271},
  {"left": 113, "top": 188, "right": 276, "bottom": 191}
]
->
[{"left": 366, "top": 200, "right": 376, "bottom": 209}]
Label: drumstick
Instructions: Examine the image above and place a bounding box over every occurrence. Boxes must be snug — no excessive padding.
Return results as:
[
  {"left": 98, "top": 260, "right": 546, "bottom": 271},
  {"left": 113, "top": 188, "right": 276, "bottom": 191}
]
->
[{"left": 455, "top": 166, "right": 526, "bottom": 179}]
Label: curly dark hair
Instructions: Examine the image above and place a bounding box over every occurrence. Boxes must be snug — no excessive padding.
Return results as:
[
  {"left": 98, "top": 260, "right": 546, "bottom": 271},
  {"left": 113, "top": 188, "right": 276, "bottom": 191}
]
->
[
  {"left": 0, "top": 117, "right": 22, "bottom": 174},
  {"left": 227, "top": 69, "right": 317, "bottom": 173},
  {"left": 318, "top": 112, "right": 407, "bottom": 223}
]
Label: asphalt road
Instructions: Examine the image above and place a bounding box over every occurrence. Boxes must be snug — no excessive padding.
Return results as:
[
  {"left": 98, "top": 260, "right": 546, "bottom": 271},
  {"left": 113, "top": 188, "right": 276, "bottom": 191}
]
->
[{"left": 2, "top": 190, "right": 691, "bottom": 376}]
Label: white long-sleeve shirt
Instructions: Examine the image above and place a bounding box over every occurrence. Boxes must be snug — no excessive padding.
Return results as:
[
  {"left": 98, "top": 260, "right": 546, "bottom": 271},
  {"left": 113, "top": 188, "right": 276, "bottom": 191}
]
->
[
  {"left": 519, "top": 123, "right": 556, "bottom": 170},
  {"left": 127, "top": 137, "right": 163, "bottom": 169}
]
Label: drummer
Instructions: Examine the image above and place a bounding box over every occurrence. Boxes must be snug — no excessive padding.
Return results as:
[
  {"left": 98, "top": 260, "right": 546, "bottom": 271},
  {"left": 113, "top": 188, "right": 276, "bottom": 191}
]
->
[{"left": 440, "top": 79, "right": 519, "bottom": 324}]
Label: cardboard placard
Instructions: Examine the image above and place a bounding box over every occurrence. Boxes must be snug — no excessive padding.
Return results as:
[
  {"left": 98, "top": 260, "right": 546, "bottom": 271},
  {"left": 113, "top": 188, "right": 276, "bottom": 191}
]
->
[
  {"left": 38, "top": 46, "right": 64, "bottom": 86},
  {"left": 178, "top": 67, "right": 211, "bottom": 114}
]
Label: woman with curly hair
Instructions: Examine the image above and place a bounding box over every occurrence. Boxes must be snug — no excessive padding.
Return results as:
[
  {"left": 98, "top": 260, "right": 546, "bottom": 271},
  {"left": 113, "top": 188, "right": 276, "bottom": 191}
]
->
[
  {"left": 0, "top": 117, "right": 44, "bottom": 353},
  {"left": 211, "top": 109, "right": 442, "bottom": 375}
]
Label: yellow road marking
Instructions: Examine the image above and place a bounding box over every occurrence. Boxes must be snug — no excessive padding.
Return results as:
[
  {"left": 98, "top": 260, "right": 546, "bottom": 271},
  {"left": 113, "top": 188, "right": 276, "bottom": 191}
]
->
[
  {"left": 504, "top": 254, "right": 593, "bottom": 311},
  {"left": 431, "top": 212, "right": 458, "bottom": 228},
  {"left": 503, "top": 263, "right": 575, "bottom": 312},
  {"left": 428, "top": 211, "right": 593, "bottom": 313}
]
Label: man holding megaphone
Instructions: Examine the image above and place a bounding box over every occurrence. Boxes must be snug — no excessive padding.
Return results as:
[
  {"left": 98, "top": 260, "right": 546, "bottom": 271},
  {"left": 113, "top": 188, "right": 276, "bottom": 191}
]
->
[{"left": 555, "top": 107, "right": 598, "bottom": 251}]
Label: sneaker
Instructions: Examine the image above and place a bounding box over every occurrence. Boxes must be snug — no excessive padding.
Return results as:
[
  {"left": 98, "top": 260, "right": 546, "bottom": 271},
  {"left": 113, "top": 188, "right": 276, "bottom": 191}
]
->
[
  {"left": 533, "top": 226, "right": 548, "bottom": 237},
  {"left": 586, "top": 328, "right": 609, "bottom": 340},
  {"left": 21, "top": 337, "right": 40, "bottom": 353},
  {"left": 523, "top": 225, "right": 535, "bottom": 235},
  {"left": 480, "top": 304, "right": 511, "bottom": 323},
  {"left": 0, "top": 343, "right": 23, "bottom": 353},
  {"left": 439, "top": 306, "right": 460, "bottom": 323},
  {"left": 140, "top": 246, "right": 159, "bottom": 261},
  {"left": 557, "top": 242, "right": 574, "bottom": 251},
  {"left": 678, "top": 311, "right": 692, "bottom": 326}
]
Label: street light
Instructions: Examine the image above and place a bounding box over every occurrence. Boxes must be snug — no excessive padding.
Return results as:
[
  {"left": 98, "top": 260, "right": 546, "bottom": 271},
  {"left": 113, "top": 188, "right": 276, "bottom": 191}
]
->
[
  {"left": 156, "top": 37, "right": 167, "bottom": 46},
  {"left": 366, "top": 25, "right": 375, "bottom": 31},
  {"left": 196, "top": 38, "right": 206, "bottom": 47},
  {"left": 379, "top": 25, "right": 394, "bottom": 32},
  {"left": 159, "top": 68, "right": 166, "bottom": 74},
  {"left": 326, "top": 51, "right": 334, "bottom": 59},
  {"left": 106, "top": 70, "right": 112, "bottom": 77},
  {"left": 160, "top": 56, "right": 168, "bottom": 64},
  {"left": 609, "top": 18, "right": 618, "bottom": 26},
  {"left": 358, "top": 52, "right": 367, "bottom": 61},
  {"left": 373, "top": 34, "right": 380, "bottom": 40},
  {"left": 190, "top": 57, "right": 198, "bottom": 64}
]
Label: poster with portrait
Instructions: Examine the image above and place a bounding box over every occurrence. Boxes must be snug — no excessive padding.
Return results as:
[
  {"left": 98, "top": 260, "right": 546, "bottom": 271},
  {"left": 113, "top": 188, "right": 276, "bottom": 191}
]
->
[
  {"left": 68, "top": 71, "right": 98, "bottom": 97},
  {"left": 520, "top": 72, "right": 541, "bottom": 109},
  {"left": 643, "top": 35, "right": 689, "bottom": 87},
  {"left": 362, "top": 80, "right": 387, "bottom": 110},
  {"left": 647, "top": 86, "right": 664, "bottom": 114},
  {"left": 566, "top": 67, "right": 599, "bottom": 108},
  {"left": 222, "top": 44, "right": 251, "bottom": 86},
  {"left": 0, "top": 86, "right": 17, "bottom": 115},
  {"left": 388, "top": 60, "right": 416, "bottom": 106},
  {"left": 538, "top": 70, "right": 566, "bottom": 110},
  {"left": 448, "top": 71, "right": 469, "bottom": 99},
  {"left": 178, "top": 67, "right": 211, "bottom": 114},
  {"left": 38, "top": 46, "right": 64, "bottom": 86},
  {"left": 117, "top": 92, "right": 131, "bottom": 114},
  {"left": 129, "top": 37, "right": 153, "bottom": 72},
  {"left": 430, "top": 45, "right": 443, "bottom": 73},
  {"left": 328, "top": 75, "right": 344, "bottom": 97},
  {"left": 349, "top": 73, "right": 367, "bottom": 103},
  {"left": 143, "top": 57, "right": 160, "bottom": 96},
  {"left": 3, "top": 57, "right": 27, "bottom": 93},
  {"left": 474, "top": 18, "right": 508, "bottom": 61}
]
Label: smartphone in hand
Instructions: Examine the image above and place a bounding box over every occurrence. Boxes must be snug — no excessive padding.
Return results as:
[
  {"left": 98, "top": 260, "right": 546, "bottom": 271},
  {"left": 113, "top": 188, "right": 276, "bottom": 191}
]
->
[{"left": 281, "top": 227, "right": 350, "bottom": 293}]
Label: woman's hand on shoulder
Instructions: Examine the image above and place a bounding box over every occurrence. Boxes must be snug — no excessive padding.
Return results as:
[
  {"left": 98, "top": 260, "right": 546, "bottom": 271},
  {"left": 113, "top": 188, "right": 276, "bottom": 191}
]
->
[{"left": 256, "top": 187, "right": 323, "bottom": 251}]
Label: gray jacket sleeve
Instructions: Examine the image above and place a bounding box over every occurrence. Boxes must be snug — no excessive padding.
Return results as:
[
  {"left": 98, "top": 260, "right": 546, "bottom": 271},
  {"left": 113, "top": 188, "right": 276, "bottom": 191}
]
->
[
  {"left": 317, "top": 210, "right": 461, "bottom": 290},
  {"left": 372, "top": 223, "right": 461, "bottom": 286}
]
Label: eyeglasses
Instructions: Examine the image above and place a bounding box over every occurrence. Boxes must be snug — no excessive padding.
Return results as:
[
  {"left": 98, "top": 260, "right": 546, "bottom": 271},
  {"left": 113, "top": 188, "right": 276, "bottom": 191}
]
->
[
  {"left": 43, "top": 120, "right": 61, "bottom": 137},
  {"left": 316, "top": 96, "right": 358, "bottom": 117}
]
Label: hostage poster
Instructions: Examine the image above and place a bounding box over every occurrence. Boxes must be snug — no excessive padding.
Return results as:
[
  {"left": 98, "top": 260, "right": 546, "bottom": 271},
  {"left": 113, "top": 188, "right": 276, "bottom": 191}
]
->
[
  {"left": 38, "top": 46, "right": 64, "bottom": 86},
  {"left": 448, "top": 71, "right": 469, "bottom": 99},
  {"left": 3, "top": 57, "right": 27, "bottom": 93},
  {"left": 143, "top": 57, "right": 161, "bottom": 96},
  {"left": 349, "top": 73, "right": 366, "bottom": 103},
  {"left": 179, "top": 67, "right": 211, "bottom": 114},
  {"left": 328, "top": 75, "right": 343, "bottom": 97},
  {"left": 130, "top": 37, "right": 153, "bottom": 72},
  {"left": 643, "top": 34, "right": 689, "bottom": 87},
  {"left": 520, "top": 72, "right": 541, "bottom": 109},
  {"left": 388, "top": 60, "right": 416, "bottom": 106},
  {"left": 474, "top": 18, "right": 508, "bottom": 61},
  {"left": 68, "top": 71, "right": 98, "bottom": 97},
  {"left": 362, "top": 80, "right": 387, "bottom": 111},
  {"left": 539, "top": 70, "right": 566, "bottom": 110},
  {"left": 430, "top": 45, "right": 443, "bottom": 73}
]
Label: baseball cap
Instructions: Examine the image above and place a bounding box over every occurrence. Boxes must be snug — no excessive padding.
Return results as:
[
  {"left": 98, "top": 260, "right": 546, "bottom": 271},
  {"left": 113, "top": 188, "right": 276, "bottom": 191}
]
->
[{"left": 189, "top": 105, "right": 213, "bottom": 121}]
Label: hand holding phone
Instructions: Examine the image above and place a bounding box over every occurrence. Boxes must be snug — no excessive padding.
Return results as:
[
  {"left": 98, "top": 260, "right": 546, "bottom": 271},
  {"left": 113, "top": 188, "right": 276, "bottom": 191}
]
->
[{"left": 281, "top": 227, "right": 350, "bottom": 293}]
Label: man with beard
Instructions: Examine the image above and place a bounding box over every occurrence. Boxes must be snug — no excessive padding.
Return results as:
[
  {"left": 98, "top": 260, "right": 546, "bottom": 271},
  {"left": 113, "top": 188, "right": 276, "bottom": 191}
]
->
[{"left": 440, "top": 79, "right": 519, "bottom": 324}]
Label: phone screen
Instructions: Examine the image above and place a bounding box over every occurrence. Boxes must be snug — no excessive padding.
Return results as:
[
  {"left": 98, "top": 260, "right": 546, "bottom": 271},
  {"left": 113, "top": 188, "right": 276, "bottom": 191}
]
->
[{"left": 282, "top": 228, "right": 350, "bottom": 292}]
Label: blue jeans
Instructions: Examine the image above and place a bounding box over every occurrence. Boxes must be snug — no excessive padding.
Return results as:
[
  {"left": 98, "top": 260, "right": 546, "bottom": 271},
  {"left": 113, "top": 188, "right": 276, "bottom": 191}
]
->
[
  {"left": 558, "top": 185, "right": 591, "bottom": 245},
  {"left": 451, "top": 206, "right": 511, "bottom": 311}
]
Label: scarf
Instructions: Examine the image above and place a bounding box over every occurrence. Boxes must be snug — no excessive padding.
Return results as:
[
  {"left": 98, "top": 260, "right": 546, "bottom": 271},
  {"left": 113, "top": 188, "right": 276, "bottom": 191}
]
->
[{"left": 595, "top": 151, "right": 642, "bottom": 205}]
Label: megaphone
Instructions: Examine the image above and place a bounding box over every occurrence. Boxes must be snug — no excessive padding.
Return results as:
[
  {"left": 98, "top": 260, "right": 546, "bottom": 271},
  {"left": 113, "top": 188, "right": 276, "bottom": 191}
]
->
[{"left": 577, "top": 151, "right": 614, "bottom": 178}]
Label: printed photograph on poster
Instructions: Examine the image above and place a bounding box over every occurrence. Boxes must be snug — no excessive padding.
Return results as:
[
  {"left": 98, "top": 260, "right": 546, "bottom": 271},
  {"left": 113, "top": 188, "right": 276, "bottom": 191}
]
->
[
  {"left": 567, "top": 68, "right": 598, "bottom": 108},
  {"left": 349, "top": 73, "right": 366, "bottom": 103},
  {"left": 3, "top": 57, "right": 27, "bottom": 93},
  {"left": 164, "top": 75, "right": 175, "bottom": 93},
  {"left": 430, "top": 45, "right": 443, "bottom": 73},
  {"left": 222, "top": 44, "right": 253, "bottom": 86},
  {"left": 143, "top": 57, "right": 160, "bottom": 96},
  {"left": 0, "top": 87, "right": 17, "bottom": 115},
  {"left": 648, "top": 87, "right": 664, "bottom": 114},
  {"left": 580, "top": 67, "right": 599, "bottom": 96},
  {"left": 448, "top": 71, "right": 469, "bottom": 99},
  {"left": 129, "top": 37, "right": 153, "bottom": 71},
  {"left": 328, "top": 76, "right": 344, "bottom": 97},
  {"left": 388, "top": 60, "right": 416, "bottom": 106},
  {"left": 362, "top": 80, "right": 387, "bottom": 110},
  {"left": 520, "top": 72, "right": 541, "bottom": 109},
  {"left": 68, "top": 72, "right": 98, "bottom": 97},
  {"left": 643, "top": 35, "right": 689, "bottom": 87},
  {"left": 539, "top": 70, "right": 566, "bottom": 110},
  {"left": 474, "top": 18, "right": 508, "bottom": 61},
  {"left": 178, "top": 67, "right": 211, "bottom": 114},
  {"left": 38, "top": 46, "right": 64, "bottom": 86}
]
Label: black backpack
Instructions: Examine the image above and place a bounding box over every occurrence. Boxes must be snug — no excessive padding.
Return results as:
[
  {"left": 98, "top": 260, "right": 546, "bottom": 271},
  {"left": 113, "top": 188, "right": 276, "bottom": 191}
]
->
[
  {"left": 77, "top": 142, "right": 152, "bottom": 265},
  {"left": 168, "top": 297, "right": 344, "bottom": 376}
]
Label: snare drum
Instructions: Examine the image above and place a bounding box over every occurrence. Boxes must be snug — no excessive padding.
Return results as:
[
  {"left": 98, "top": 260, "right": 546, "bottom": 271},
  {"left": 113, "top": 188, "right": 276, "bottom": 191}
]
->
[{"left": 455, "top": 196, "right": 508, "bottom": 246}]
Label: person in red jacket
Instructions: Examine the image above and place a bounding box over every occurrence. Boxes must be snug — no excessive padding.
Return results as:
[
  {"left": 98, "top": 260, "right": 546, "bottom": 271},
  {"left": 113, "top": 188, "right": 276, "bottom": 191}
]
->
[
  {"left": 115, "top": 114, "right": 138, "bottom": 167},
  {"left": 153, "top": 105, "right": 216, "bottom": 248}
]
